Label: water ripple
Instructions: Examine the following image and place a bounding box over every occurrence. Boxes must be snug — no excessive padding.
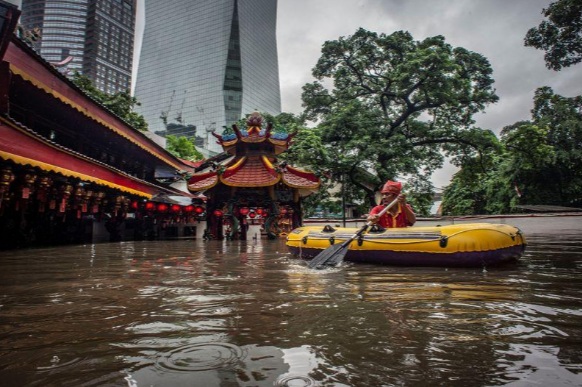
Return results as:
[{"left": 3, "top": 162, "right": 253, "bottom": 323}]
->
[
  {"left": 36, "top": 353, "right": 83, "bottom": 371},
  {"left": 274, "top": 374, "right": 317, "bottom": 386},
  {"left": 155, "top": 342, "right": 245, "bottom": 372}
]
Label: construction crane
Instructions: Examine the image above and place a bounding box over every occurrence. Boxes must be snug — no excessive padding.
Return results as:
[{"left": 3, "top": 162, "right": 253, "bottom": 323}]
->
[
  {"left": 175, "top": 90, "right": 187, "bottom": 124},
  {"left": 159, "top": 90, "right": 175, "bottom": 126}
]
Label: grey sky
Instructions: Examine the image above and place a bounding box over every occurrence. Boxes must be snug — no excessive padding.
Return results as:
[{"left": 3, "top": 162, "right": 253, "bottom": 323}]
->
[{"left": 276, "top": 0, "right": 581, "bottom": 188}]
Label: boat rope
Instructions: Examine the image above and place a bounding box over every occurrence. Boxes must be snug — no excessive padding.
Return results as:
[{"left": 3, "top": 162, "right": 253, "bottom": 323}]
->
[
  {"left": 365, "top": 228, "right": 515, "bottom": 248},
  {"left": 304, "top": 227, "right": 519, "bottom": 246}
]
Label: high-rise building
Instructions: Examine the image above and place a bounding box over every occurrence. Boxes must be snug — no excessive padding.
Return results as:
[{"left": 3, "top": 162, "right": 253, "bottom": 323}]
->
[
  {"left": 3, "top": 1, "right": 21, "bottom": 8},
  {"left": 20, "top": 0, "right": 136, "bottom": 94},
  {"left": 134, "top": 0, "right": 281, "bottom": 154}
]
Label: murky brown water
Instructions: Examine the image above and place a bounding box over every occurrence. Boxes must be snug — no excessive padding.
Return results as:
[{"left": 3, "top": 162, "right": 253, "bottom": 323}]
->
[{"left": 1, "top": 219, "right": 581, "bottom": 386}]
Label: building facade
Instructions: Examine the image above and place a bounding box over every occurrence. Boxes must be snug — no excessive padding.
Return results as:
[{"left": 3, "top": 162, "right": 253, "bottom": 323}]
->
[
  {"left": 134, "top": 0, "right": 281, "bottom": 154},
  {"left": 20, "top": 0, "right": 136, "bottom": 94},
  {"left": 3, "top": 1, "right": 21, "bottom": 7}
]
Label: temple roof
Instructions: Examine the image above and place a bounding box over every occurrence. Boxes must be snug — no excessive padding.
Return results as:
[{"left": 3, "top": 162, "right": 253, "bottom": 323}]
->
[
  {"left": 4, "top": 37, "right": 192, "bottom": 173},
  {"left": 188, "top": 112, "right": 319, "bottom": 195},
  {"left": 282, "top": 165, "right": 321, "bottom": 189},
  {"left": 0, "top": 116, "right": 191, "bottom": 198},
  {"left": 221, "top": 156, "right": 279, "bottom": 187},
  {"left": 187, "top": 155, "right": 320, "bottom": 193},
  {"left": 212, "top": 112, "right": 296, "bottom": 155}
]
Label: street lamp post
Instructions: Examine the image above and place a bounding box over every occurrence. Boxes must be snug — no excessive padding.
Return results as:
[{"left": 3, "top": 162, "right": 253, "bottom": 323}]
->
[{"left": 341, "top": 174, "right": 346, "bottom": 227}]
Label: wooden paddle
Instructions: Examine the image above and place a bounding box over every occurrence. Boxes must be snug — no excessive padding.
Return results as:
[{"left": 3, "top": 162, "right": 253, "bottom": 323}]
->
[{"left": 307, "top": 196, "right": 400, "bottom": 269}]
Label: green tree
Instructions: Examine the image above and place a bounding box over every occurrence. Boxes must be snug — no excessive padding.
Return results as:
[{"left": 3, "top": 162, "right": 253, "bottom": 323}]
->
[
  {"left": 442, "top": 87, "right": 582, "bottom": 215},
  {"left": 441, "top": 176, "right": 485, "bottom": 216},
  {"left": 70, "top": 72, "right": 148, "bottom": 131},
  {"left": 403, "top": 175, "right": 437, "bottom": 217},
  {"left": 525, "top": 0, "right": 582, "bottom": 70},
  {"left": 300, "top": 28, "right": 499, "bottom": 210},
  {"left": 280, "top": 124, "right": 342, "bottom": 218},
  {"left": 166, "top": 135, "right": 203, "bottom": 161},
  {"left": 101, "top": 91, "right": 149, "bottom": 132},
  {"left": 508, "top": 87, "right": 582, "bottom": 206},
  {"left": 441, "top": 135, "right": 503, "bottom": 215}
]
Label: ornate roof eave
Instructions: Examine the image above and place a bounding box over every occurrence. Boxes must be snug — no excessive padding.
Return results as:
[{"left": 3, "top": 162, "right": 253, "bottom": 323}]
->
[
  {"left": 187, "top": 155, "right": 321, "bottom": 192},
  {"left": 269, "top": 130, "right": 295, "bottom": 155},
  {"left": 212, "top": 121, "right": 294, "bottom": 155},
  {"left": 186, "top": 113, "right": 320, "bottom": 194},
  {"left": 282, "top": 165, "right": 320, "bottom": 190},
  {"left": 187, "top": 171, "right": 219, "bottom": 192},
  {"left": 187, "top": 154, "right": 235, "bottom": 192},
  {"left": 4, "top": 37, "right": 193, "bottom": 173},
  {"left": 0, "top": 116, "right": 191, "bottom": 199}
]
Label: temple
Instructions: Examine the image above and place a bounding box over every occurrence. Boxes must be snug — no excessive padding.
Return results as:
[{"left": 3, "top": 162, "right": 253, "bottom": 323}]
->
[
  {"left": 0, "top": 2, "right": 319, "bottom": 248},
  {"left": 0, "top": 3, "right": 201, "bottom": 248},
  {"left": 188, "top": 112, "right": 320, "bottom": 239}
]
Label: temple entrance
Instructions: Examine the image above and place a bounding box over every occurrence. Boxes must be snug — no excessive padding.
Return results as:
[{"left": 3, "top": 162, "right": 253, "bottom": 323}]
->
[{"left": 187, "top": 113, "right": 319, "bottom": 240}]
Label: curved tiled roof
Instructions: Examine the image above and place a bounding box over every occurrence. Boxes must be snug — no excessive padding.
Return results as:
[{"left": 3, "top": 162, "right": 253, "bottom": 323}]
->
[
  {"left": 0, "top": 116, "right": 189, "bottom": 198},
  {"left": 187, "top": 113, "right": 319, "bottom": 194},
  {"left": 220, "top": 156, "right": 280, "bottom": 187},
  {"left": 187, "top": 171, "right": 219, "bottom": 192},
  {"left": 5, "top": 37, "right": 191, "bottom": 172},
  {"left": 187, "top": 155, "right": 319, "bottom": 191},
  {"left": 282, "top": 165, "right": 321, "bottom": 190}
]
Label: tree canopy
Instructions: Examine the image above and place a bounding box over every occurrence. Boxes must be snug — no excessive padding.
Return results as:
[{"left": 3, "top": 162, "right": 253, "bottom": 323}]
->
[
  {"left": 165, "top": 135, "right": 203, "bottom": 161},
  {"left": 441, "top": 87, "right": 582, "bottom": 215},
  {"left": 524, "top": 0, "right": 582, "bottom": 70},
  {"left": 70, "top": 72, "right": 149, "bottom": 131},
  {"left": 297, "top": 28, "right": 499, "bottom": 214}
]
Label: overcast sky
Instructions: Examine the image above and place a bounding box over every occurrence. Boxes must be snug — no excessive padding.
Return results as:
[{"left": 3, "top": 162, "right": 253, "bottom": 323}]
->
[{"left": 275, "top": 0, "right": 581, "bottom": 189}]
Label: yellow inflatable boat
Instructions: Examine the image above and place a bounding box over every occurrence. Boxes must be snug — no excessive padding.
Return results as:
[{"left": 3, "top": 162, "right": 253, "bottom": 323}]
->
[{"left": 286, "top": 223, "right": 526, "bottom": 267}]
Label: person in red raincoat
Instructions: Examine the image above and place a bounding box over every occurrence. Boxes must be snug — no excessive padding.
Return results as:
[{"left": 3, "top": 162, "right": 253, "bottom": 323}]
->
[{"left": 367, "top": 180, "right": 416, "bottom": 228}]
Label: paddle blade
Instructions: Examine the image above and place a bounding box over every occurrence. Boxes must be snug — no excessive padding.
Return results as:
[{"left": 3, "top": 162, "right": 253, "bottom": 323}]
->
[{"left": 307, "top": 243, "right": 349, "bottom": 269}]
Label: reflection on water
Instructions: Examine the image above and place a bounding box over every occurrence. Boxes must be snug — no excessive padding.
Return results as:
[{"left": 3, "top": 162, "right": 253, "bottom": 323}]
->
[{"left": 0, "top": 228, "right": 581, "bottom": 386}]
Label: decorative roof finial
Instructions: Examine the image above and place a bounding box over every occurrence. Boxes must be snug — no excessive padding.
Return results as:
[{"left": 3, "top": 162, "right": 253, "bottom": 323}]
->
[{"left": 246, "top": 112, "right": 263, "bottom": 128}]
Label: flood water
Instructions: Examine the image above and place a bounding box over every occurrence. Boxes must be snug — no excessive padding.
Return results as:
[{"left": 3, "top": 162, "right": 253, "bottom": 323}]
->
[{"left": 1, "top": 217, "right": 581, "bottom": 386}]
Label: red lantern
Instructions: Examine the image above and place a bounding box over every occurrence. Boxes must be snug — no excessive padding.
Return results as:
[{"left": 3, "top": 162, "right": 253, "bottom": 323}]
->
[
  {"left": 213, "top": 209, "right": 223, "bottom": 217},
  {"left": 194, "top": 205, "right": 204, "bottom": 214},
  {"left": 256, "top": 208, "right": 263, "bottom": 215},
  {"left": 249, "top": 211, "right": 256, "bottom": 219},
  {"left": 239, "top": 207, "right": 249, "bottom": 216},
  {"left": 170, "top": 204, "right": 181, "bottom": 212},
  {"left": 157, "top": 203, "right": 169, "bottom": 212},
  {"left": 131, "top": 201, "right": 139, "bottom": 210},
  {"left": 183, "top": 205, "right": 194, "bottom": 212},
  {"left": 145, "top": 201, "right": 156, "bottom": 211}
]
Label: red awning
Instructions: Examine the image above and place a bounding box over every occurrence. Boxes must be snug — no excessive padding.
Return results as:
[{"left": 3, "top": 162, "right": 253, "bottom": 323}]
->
[{"left": 0, "top": 118, "right": 177, "bottom": 198}]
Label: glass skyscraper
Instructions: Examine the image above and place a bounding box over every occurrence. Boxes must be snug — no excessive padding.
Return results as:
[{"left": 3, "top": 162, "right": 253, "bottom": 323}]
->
[
  {"left": 20, "top": 0, "right": 136, "bottom": 94},
  {"left": 134, "top": 0, "right": 281, "bottom": 154}
]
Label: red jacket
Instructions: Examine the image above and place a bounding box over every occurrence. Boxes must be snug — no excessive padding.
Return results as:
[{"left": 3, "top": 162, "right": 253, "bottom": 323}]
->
[{"left": 369, "top": 203, "right": 414, "bottom": 228}]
